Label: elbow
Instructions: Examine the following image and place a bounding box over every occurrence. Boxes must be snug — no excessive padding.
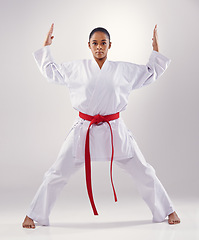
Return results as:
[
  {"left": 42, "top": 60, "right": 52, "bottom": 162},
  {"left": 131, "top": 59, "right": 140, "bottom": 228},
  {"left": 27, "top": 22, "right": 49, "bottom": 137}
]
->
[{"left": 143, "top": 76, "right": 156, "bottom": 86}]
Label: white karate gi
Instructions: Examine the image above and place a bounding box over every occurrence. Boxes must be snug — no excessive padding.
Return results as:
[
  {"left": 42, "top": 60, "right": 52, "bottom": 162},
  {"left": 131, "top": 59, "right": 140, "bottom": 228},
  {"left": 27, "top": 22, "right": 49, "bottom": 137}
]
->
[{"left": 27, "top": 46, "right": 174, "bottom": 225}]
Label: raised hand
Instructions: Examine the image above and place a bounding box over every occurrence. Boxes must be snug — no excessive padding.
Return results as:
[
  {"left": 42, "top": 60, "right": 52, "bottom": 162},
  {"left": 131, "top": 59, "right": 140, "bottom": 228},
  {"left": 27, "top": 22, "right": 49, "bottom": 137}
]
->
[
  {"left": 44, "top": 23, "right": 54, "bottom": 46},
  {"left": 152, "top": 24, "right": 159, "bottom": 52}
]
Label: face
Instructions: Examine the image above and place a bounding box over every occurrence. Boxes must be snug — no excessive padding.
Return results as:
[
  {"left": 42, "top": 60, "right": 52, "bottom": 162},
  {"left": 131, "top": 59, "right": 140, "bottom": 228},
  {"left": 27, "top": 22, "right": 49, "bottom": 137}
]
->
[{"left": 88, "top": 31, "right": 111, "bottom": 61}]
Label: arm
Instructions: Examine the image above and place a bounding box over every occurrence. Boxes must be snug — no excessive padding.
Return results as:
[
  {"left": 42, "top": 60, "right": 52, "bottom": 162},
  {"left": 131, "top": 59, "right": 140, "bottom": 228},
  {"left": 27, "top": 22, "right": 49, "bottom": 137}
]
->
[
  {"left": 33, "top": 24, "right": 69, "bottom": 85},
  {"left": 128, "top": 25, "right": 170, "bottom": 90}
]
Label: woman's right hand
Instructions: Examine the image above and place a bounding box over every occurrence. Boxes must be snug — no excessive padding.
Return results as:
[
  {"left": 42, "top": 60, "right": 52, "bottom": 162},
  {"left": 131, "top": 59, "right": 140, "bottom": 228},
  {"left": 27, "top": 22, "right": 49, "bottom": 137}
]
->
[{"left": 43, "top": 23, "right": 54, "bottom": 46}]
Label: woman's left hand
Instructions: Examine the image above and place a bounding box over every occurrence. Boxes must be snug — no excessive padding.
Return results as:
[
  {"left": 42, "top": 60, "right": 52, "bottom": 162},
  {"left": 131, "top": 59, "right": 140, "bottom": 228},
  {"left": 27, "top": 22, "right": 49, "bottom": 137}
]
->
[{"left": 152, "top": 24, "right": 159, "bottom": 52}]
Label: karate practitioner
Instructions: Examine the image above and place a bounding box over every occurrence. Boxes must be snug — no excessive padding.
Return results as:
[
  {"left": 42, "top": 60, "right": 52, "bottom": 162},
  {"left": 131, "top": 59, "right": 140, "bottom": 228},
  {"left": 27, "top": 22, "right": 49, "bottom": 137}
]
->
[{"left": 22, "top": 24, "right": 180, "bottom": 228}]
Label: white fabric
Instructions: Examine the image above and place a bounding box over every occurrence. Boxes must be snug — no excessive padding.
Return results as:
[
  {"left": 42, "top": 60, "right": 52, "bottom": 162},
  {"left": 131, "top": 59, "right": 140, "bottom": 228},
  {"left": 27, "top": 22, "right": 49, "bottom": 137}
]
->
[
  {"left": 27, "top": 134, "right": 174, "bottom": 225},
  {"left": 27, "top": 130, "right": 84, "bottom": 226},
  {"left": 114, "top": 138, "right": 174, "bottom": 222},
  {"left": 33, "top": 46, "right": 171, "bottom": 161},
  {"left": 27, "top": 47, "right": 174, "bottom": 224}
]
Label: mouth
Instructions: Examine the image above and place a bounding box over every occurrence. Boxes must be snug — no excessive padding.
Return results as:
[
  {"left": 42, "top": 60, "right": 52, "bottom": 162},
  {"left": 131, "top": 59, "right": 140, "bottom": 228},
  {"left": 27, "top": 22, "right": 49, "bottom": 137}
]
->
[{"left": 96, "top": 52, "right": 103, "bottom": 54}]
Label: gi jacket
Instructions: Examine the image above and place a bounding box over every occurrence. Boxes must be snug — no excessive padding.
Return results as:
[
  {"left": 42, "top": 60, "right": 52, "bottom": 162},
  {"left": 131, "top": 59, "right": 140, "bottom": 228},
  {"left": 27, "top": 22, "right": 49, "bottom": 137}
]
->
[{"left": 33, "top": 46, "right": 171, "bottom": 162}]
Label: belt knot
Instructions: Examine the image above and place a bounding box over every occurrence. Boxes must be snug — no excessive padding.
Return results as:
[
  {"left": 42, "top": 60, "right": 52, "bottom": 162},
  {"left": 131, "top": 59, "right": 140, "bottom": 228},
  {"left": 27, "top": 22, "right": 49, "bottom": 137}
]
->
[{"left": 92, "top": 114, "right": 105, "bottom": 125}]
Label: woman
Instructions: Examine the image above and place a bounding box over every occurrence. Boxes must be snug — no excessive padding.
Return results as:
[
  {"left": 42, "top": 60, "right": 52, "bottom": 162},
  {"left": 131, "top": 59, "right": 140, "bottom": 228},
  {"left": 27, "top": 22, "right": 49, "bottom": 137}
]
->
[{"left": 22, "top": 24, "right": 180, "bottom": 228}]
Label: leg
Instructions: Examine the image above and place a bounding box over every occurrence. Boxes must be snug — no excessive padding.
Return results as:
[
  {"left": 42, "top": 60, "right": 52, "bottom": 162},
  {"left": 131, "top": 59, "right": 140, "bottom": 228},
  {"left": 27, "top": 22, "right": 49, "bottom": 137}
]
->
[
  {"left": 115, "top": 138, "right": 180, "bottom": 223},
  {"left": 23, "top": 130, "right": 84, "bottom": 227}
]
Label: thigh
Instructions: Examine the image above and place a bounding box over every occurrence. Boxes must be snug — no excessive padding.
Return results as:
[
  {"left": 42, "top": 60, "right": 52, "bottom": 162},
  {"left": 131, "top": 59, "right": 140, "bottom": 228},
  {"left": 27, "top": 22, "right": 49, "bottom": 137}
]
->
[
  {"left": 114, "top": 138, "right": 156, "bottom": 181},
  {"left": 45, "top": 129, "right": 84, "bottom": 180}
]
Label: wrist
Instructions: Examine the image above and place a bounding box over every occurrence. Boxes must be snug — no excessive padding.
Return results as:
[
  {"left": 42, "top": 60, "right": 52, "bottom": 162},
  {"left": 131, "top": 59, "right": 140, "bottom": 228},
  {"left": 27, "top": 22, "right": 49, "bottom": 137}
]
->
[
  {"left": 43, "top": 42, "right": 50, "bottom": 47},
  {"left": 153, "top": 46, "right": 159, "bottom": 52}
]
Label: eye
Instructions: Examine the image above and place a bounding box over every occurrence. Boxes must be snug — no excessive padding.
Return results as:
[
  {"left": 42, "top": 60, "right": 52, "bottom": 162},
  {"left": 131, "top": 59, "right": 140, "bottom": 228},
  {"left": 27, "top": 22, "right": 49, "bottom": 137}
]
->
[
  {"left": 102, "top": 42, "right": 106, "bottom": 45},
  {"left": 92, "top": 42, "right": 97, "bottom": 45}
]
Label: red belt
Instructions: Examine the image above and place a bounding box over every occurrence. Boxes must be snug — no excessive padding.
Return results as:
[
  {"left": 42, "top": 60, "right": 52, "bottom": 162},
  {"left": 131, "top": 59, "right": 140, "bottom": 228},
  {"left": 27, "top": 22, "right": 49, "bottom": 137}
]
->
[{"left": 79, "top": 111, "right": 119, "bottom": 215}]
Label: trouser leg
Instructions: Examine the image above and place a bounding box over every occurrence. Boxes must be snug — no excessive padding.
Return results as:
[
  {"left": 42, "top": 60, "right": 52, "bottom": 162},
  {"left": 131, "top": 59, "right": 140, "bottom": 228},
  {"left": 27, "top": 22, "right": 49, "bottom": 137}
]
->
[
  {"left": 27, "top": 133, "right": 84, "bottom": 225},
  {"left": 115, "top": 139, "right": 174, "bottom": 222}
]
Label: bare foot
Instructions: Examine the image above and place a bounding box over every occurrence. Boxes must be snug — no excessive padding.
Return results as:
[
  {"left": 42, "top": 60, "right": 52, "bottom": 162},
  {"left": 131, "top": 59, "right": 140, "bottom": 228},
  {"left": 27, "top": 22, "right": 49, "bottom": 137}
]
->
[
  {"left": 168, "top": 211, "right": 180, "bottom": 224},
  {"left": 22, "top": 215, "right": 35, "bottom": 229}
]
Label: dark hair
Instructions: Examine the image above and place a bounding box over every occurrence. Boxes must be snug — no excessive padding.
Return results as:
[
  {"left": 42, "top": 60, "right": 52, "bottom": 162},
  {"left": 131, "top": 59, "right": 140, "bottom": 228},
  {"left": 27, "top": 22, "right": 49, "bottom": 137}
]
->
[{"left": 89, "top": 27, "right": 110, "bottom": 42}]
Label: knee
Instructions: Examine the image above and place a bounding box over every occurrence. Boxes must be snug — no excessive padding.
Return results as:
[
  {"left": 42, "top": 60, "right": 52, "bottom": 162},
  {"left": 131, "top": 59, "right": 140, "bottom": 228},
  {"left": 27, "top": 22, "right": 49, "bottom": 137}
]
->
[
  {"left": 43, "top": 169, "right": 67, "bottom": 185},
  {"left": 145, "top": 163, "right": 156, "bottom": 176}
]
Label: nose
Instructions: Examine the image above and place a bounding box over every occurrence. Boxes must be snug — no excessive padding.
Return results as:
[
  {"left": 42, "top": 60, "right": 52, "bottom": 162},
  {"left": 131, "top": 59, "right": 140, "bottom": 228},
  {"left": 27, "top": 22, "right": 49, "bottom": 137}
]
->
[{"left": 97, "top": 44, "right": 102, "bottom": 49}]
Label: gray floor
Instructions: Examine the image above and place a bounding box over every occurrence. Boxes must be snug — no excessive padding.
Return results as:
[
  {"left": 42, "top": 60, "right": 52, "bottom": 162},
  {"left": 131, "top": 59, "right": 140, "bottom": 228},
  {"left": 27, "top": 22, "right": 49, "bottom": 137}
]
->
[{"left": 0, "top": 196, "right": 198, "bottom": 240}]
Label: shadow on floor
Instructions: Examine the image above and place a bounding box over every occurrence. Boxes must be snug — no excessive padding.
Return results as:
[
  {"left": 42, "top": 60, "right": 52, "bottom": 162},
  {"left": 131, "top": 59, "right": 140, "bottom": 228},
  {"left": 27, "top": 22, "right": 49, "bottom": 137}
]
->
[{"left": 45, "top": 219, "right": 158, "bottom": 229}]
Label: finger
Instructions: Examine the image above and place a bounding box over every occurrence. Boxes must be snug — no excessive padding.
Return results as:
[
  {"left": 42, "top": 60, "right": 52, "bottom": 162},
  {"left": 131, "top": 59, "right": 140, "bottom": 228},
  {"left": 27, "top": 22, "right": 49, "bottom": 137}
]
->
[
  {"left": 48, "top": 23, "right": 54, "bottom": 37},
  {"left": 153, "top": 25, "right": 158, "bottom": 38},
  {"left": 50, "top": 23, "right": 54, "bottom": 33}
]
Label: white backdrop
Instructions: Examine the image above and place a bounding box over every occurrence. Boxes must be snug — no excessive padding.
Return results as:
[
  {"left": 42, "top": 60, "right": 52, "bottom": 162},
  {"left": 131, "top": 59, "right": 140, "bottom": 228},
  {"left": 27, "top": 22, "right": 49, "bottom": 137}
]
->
[{"left": 0, "top": 0, "right": 198, "bottom": 212}]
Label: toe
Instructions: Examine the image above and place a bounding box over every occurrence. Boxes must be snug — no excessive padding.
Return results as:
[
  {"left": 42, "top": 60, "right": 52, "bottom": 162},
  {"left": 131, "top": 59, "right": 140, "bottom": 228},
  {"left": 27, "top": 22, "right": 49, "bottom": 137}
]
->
[{"left": 168, "top": 219, "right": 180, "bottom": 225}]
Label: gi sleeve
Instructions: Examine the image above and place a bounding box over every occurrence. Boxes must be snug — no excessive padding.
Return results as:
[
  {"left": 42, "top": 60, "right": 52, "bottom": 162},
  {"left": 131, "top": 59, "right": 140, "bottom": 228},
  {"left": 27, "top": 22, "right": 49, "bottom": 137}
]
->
[
  {"left": 127, "top": 50, "right": 171, "bottom": 90},
  {"left": 33, "top": 45, "right": 73, "bottom": 86}
]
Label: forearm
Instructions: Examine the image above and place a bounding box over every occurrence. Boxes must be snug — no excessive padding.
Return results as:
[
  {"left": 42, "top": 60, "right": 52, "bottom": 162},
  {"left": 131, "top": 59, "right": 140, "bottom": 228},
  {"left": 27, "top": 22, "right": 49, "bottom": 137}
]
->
[
  {"left": 33, "top": 46, "right": 66, "bottom": 85},
  {"left": 131, "top": 51, "right": 171, "bottom": 90}
]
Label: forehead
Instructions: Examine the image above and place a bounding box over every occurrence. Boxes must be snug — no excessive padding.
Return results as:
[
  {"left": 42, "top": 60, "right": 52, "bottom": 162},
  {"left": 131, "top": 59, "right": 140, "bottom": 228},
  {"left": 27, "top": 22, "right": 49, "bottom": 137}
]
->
[{"left": 90, "top": 31, "right": 109, "bottom": 41}]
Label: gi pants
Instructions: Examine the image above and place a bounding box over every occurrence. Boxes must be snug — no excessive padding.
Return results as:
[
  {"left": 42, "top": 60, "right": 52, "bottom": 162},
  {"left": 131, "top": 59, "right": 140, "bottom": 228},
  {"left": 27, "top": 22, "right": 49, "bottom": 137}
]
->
[{"left": 27, "top": 132, "right": 174, "bottom": 225}]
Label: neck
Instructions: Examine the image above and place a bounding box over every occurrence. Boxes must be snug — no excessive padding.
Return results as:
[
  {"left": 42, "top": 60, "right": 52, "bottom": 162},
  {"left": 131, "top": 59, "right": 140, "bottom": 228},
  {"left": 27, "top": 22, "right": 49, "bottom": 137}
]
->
[{"left": 94, "top": 57, "right": 107, "bottom": 69}]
